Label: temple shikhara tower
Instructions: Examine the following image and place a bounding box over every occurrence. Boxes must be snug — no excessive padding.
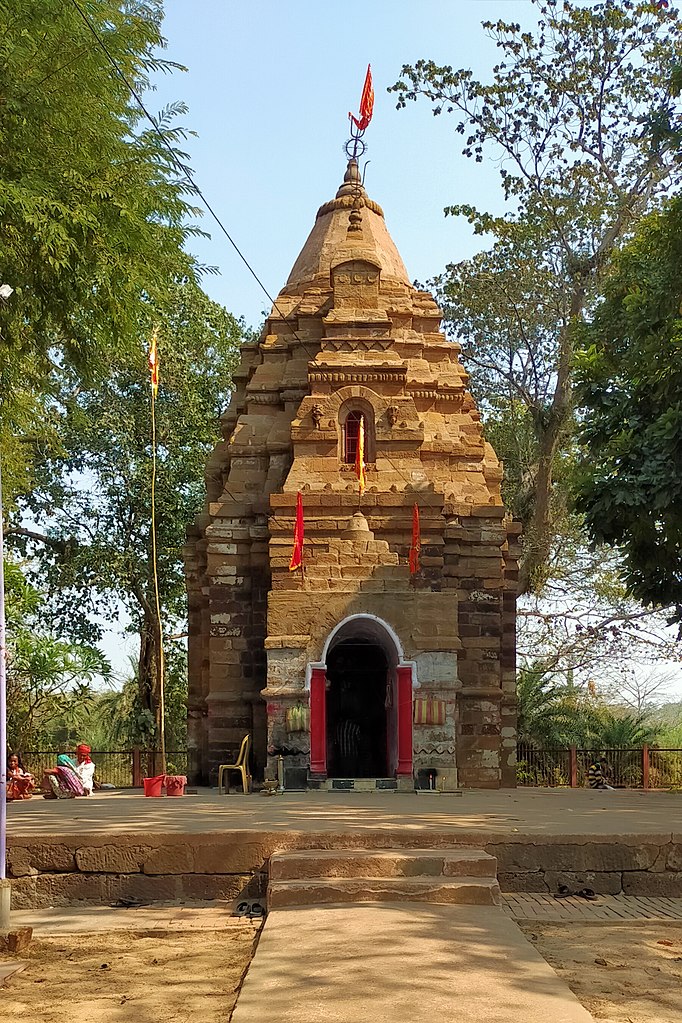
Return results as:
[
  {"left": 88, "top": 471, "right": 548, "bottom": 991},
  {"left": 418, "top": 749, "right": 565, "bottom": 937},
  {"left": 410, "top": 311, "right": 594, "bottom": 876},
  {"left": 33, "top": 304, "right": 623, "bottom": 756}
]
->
[{"left": 185, "top": 156, "right": 521, "bottom": 790}]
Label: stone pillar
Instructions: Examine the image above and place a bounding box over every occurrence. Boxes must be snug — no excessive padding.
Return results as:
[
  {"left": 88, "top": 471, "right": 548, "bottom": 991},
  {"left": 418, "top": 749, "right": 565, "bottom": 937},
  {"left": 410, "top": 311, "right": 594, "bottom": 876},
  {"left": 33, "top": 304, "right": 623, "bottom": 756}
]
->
[
  {"left": 309, "top": 667, "right": 327, "bottom": 776},
  {"left": 396, "top": 665, "right": 413, "bottom": 779}
]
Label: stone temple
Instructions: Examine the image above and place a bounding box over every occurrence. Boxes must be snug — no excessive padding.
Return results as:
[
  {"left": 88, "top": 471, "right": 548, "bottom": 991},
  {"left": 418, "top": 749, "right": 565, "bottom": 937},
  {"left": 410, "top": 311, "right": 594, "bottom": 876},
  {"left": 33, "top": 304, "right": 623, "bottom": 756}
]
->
[{"left": 184, "top": 158, "right": 521, "bottom": 790}]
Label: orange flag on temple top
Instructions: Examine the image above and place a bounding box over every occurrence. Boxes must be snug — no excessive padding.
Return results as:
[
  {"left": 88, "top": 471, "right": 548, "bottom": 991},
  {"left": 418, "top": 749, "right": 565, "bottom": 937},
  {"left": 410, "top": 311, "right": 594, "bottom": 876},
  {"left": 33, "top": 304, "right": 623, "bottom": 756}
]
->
[
  {"left": 148, "top": 329, "right": 159, "bottom": 397},
  {"left": 349, "top": 64, "right": 374, "bottom": 132},
  {"left": 355, "top": 415, "right": 366, "bottom": 495},
  {"left": 409, "top": 504, "right": 421, "bottom": 574},
  {"left": 289, "top": 491, "right": 305, "bottom": 572}
]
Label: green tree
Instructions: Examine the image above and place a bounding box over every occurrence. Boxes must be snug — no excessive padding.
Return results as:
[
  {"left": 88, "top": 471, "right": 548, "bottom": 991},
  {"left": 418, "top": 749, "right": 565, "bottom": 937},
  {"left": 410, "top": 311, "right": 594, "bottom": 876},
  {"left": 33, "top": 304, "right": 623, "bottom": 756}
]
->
[
  {"left": 392, "top": 0, "right": 682, "bottom": 592},
  {"left": 93, "top": 645, "right": 188, "bottom": 751},
  {"left": 4, "top": 560, "right": 109, "bottom": 751},
  {"left": 516, "top": 667, "right": 605, "bottom": 747},
  {"left": 574, "top": 198, "right": 682, "bottom": 619},
  {"left": 517, "top": 664, "right": 662, "bottom": 751},
  {"left": 7, "top": 281, "right": 242, "bottom": 747},
  {"left": 0, "top": 0, "right": 201, "bottom": 502},
  {"left": 596, "top": 710, "right": 660, "bottom": 749}
]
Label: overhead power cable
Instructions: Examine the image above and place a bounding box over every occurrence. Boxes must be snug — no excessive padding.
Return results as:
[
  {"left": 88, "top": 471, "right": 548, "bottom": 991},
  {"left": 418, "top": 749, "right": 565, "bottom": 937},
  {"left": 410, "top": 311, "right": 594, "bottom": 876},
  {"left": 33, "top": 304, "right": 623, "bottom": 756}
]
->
[{"left": 67, "top": 0, "right": 431, "bottom": 506}]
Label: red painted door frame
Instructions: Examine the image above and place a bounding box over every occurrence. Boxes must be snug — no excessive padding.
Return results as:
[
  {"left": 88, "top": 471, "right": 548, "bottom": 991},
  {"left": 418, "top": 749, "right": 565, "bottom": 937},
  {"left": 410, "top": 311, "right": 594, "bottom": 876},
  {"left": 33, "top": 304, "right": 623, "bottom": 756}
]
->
[
  {"left": 309, "top": 666, "right": 327, "bottom": 775},
  {"left": 396, "top": 665, "right": 413, "bottom": 777}
]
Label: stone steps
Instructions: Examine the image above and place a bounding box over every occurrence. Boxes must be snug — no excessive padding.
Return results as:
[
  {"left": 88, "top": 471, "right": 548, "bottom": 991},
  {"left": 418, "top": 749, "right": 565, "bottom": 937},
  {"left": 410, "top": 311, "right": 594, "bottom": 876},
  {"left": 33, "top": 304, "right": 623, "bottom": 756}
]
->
[
  {"left": 270, "top": 848, "right": 497, "bottom": 880},
  {"left": 324, "top": 778, "right": 398, "bottom": 791},
  {"left": 268, "top": 847, "right": 501, "bottom": 908},
  {"left": 269, "top": 876, "right": 501, "bottom": 908}
]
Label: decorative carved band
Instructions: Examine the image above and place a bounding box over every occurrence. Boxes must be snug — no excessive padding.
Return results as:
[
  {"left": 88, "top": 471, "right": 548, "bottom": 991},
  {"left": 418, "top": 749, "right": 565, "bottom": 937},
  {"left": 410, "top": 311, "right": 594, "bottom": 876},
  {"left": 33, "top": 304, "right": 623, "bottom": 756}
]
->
[
  {"left": 316, "top": 195, "right": 384, "bottom": 219},
  {"left": 407, "top": 389, "right": 439, "bottom": 399},
  {"left": 246, "top": 393, "right": 282, "bottom": 405},
  {"left": 414, "top": 742, "right": 456, "bottom": 756},
  {"left": 322, "top": 339, "right": 394, "bottom": 352},
  {"left": 309, "top": 369, "right": 407, "bottom": 384}
]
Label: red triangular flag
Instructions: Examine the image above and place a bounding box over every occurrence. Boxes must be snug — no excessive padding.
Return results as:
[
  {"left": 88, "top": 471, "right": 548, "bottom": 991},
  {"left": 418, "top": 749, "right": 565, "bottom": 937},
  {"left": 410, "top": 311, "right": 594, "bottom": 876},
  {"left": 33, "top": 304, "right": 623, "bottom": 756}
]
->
[
  {"left": 289, "top": 492, "right": 304, "bottom": 571},
  {"left": 409, "top": 504, "right": 421, "bottom": 574},
  {"left": 349, "top": 65, "right": 374, "bottom": 132}
]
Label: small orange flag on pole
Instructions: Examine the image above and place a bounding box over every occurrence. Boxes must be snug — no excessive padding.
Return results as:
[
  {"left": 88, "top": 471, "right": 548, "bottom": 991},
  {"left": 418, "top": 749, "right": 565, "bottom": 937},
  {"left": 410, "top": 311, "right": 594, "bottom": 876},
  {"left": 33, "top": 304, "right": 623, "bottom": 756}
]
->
[
  {"left": 355, "top": 416, "right": 366, "bottom": 496},
  {"left": 409, "top": 504, "right": 421, "bottom": 574},
  {"left": 349, "top": 64, "right": 374, "bottom": 132},
  {"left": 148, "top": 328, "right": 159, "bottom": 397},
  {"left": 289, "top": 492, "right": 305, "bottom": 573}
]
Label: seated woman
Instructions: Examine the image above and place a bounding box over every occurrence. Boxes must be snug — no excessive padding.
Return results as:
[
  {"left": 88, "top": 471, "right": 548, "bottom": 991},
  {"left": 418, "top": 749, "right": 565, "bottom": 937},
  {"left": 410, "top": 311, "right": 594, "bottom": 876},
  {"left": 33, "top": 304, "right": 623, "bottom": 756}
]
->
[
  {"left": 42, "top": 753, "right": 87, "bottom": 799},
  {"left": 73, "top": 744, "right": 95, "bottom": 794},
  {"left": 7, "top": 753, "right": 35, "bottom": 800}
]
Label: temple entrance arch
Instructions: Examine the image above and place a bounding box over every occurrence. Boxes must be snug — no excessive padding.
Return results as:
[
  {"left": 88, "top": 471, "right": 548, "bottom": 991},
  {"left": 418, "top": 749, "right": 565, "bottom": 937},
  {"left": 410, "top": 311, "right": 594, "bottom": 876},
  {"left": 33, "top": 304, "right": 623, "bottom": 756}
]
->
[{"left": 307, "top": 614, "right": 415, "bottom": 780}]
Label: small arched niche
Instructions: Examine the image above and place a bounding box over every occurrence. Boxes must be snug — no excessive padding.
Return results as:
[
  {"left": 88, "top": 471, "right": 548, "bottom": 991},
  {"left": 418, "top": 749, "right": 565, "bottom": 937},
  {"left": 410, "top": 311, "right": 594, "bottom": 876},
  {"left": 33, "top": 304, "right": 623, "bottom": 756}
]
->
[
  {"left": 331, "top": 258, "right": 381, "bottom": 310},
  {"left": 338, "top": 399, "right": 376, "bottom": 465}
]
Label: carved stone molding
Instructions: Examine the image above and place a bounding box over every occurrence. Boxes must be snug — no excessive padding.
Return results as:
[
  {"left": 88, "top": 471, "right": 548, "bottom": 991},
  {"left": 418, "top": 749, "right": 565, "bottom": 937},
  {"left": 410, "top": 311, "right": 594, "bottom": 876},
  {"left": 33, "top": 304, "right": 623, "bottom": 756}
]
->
[
  {"left": 246, "top": 392, "right": 282, "bottom": 405},
  {"left": 309, "top": 369, "right": 407, "bottom": 385}
]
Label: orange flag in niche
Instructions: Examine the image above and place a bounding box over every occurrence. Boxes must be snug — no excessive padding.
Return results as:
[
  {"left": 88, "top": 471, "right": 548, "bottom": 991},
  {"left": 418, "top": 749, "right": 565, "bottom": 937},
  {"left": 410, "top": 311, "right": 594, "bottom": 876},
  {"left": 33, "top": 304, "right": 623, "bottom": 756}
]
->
[
  {"left": 349, "top": 64, "right": 374, "bottom": 132},
  {"left": 289, "top": 491, "right": 304, "bottom": 572},
  {"left": 355, "top": 416, "right": 366, "bottom": 495},
  {"left": 409, "top": 504, "right": 421, "bottom": 574}
]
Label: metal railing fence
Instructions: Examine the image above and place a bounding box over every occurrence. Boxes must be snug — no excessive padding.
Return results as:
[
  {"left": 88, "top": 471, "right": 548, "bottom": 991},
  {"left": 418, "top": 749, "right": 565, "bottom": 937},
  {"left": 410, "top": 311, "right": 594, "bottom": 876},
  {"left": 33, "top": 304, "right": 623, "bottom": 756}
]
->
[
  {"left": 17, "top": 749, "right": 198, "bottom": 788},
  {"left": 516, "top": 744, "right": 682, "bottom": 789}
]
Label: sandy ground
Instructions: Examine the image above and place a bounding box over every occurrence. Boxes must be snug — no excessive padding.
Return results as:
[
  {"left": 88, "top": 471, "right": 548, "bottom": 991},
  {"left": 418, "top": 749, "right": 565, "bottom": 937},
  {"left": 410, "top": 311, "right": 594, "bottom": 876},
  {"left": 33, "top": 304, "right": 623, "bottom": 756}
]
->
[
  {"left": 1, "top": 928, "right": 258, "bottom": 1023},
  {"left": 521, "top": 922, "right": 682, "bottom": 1023}
]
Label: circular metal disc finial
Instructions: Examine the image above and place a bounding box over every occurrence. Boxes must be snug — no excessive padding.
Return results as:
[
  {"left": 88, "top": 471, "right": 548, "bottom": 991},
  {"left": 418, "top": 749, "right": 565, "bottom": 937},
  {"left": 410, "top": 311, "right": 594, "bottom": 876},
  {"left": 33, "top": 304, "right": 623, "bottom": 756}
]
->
[{"left": 344, "top": 136, "right": 367, "bottom": 161}]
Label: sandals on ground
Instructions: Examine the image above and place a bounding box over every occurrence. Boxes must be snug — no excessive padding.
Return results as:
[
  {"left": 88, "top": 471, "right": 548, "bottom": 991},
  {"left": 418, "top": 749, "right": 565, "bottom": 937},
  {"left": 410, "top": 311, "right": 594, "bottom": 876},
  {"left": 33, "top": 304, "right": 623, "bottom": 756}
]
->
[{"left": 553, "top": 885, "right": 600, "bottom": 902}]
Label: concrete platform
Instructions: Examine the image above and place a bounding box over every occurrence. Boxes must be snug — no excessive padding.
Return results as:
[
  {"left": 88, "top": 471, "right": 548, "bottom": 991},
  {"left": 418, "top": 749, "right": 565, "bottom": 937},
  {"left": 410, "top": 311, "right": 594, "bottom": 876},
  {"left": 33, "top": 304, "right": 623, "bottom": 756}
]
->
[
  {"left": 230, "top": 903, "right": 596, "bottom": 1023},
  {"left": 7, "top": 788, "right": 682, "bottom": 908},
  {"left": 7, "top": 786, "right": 681, "bottom": 838}
]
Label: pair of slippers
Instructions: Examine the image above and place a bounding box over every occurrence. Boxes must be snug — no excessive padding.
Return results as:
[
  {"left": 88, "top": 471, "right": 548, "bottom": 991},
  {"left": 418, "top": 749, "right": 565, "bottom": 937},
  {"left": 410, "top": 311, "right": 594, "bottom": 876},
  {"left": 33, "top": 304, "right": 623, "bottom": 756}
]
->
[
  {"left": 554, "top": 884, "right": 599, "bottom": 901},
  {"left": 236, "top": 900, "right": 265, "bottom": 919}
]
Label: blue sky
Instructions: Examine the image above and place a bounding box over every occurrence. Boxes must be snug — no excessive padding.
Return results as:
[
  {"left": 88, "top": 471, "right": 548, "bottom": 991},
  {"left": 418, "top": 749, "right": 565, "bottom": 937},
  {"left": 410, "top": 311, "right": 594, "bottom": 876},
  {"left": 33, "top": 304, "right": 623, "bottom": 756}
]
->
[{"left": 149, "top": 0, "right": 537, "bottom": 326}]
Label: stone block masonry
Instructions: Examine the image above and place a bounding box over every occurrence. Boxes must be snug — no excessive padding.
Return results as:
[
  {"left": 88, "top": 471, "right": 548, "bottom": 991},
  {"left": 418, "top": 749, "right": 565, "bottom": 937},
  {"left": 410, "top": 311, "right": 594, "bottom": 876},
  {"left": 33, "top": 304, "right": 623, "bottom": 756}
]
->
[
  {"left": 184, "top": 155, "right": 520, "bottom": 789},
  {"left": 7, "top": 830, "right": 682, "bottom": 909}
]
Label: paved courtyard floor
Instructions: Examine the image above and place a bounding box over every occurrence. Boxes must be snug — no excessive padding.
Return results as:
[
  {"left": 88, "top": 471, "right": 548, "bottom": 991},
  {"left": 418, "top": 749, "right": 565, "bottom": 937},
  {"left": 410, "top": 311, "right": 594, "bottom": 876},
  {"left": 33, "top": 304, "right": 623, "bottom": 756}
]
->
[
  {"left": 7, "top": 786, "right": 682, "bottom": 839},
  {"left": 11, "top": 894, "right": 682, "bottom": 932},
  {"left": 502, "top": 892, "right": 682, "bottom": 922}
]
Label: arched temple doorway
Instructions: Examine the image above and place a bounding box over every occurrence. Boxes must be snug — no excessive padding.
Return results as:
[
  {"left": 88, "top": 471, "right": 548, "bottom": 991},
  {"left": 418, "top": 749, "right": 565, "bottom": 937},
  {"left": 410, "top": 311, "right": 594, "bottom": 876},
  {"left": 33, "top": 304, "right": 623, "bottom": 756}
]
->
[
  {"left": 327, "top": 638, "right": 389, "bottom": 777},
  {"left": 307, "top": 614, "right": 415, "bottom": 780}
]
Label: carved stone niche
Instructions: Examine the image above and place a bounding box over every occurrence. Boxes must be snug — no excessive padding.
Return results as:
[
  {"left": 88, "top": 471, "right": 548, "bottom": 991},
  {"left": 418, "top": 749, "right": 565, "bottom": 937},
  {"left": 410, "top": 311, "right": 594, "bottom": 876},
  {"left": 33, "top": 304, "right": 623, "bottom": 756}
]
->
[
  {"left": 331, "top": 258, "right": 381, "bottom": 311},
  {"left": 311, "top": 404, "right": 324, "bottom": 429}
]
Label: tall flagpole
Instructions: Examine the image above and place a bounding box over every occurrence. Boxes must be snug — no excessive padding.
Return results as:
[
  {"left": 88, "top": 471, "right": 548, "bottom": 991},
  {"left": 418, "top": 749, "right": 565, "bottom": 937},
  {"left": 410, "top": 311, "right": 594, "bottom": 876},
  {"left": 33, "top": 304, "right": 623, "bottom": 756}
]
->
[
  {"left": 0, "top": 457, "right": 10, "bottom": 929},
  {"left": 0, "top": 282, "right": 14, "bottom": 928},
  {"left": 148, "top": 331, "right": 166, "bottom": 773}
]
